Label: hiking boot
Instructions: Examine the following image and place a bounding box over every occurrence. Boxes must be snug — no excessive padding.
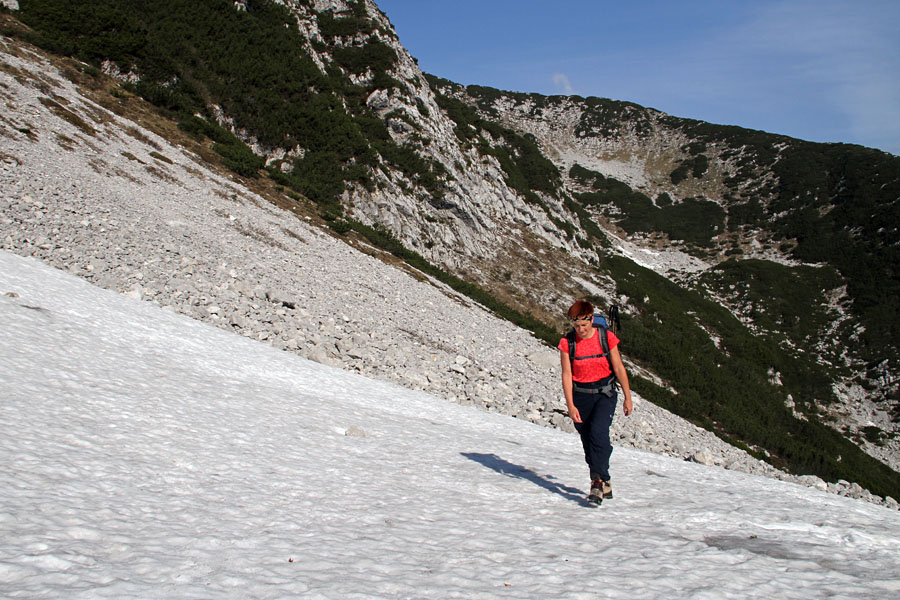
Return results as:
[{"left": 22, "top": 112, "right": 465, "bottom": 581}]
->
[
  {"left": 601, "top": 480, "right": 613, "bottom": 499},
  {"left": 588, "top": 478, "right": 603, "bottom": 505}
]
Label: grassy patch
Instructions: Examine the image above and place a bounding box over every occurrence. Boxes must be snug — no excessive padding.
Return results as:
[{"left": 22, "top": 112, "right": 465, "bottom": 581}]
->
[
  {"left": 39, "top": 95, "right": 95, "bottom": 135},
  {"left": 149, "top": 151, "right": 173, "bottom": 164}
]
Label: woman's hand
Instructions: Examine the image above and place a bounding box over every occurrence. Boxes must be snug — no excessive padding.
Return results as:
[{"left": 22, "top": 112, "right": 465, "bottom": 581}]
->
[
  {"left": 623, "top": 396, "right": 633, "bottom": 416},
  {"left": 568, "top": 404, "right": 582, "bottom": 423}
]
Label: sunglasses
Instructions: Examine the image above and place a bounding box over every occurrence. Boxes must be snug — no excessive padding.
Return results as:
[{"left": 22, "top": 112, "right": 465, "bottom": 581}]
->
[{"left": 570, "top": 315, "right": 592, "bottom": 323}]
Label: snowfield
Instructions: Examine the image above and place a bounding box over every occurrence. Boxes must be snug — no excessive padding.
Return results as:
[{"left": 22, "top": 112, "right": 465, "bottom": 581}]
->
[{"left": 2, "top": 250, "right": 900, "bottom": 599}]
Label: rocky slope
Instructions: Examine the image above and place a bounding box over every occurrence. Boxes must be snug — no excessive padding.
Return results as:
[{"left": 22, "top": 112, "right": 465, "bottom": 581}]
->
[
  {"left": 428, "top": 82, "right": 900, "bottom": 473},
  {"left": 271, "top": 0, "right": 572, "bottom": 271},
  {"left": 3, "top": 33, "right": 896, "bottom": 507}
]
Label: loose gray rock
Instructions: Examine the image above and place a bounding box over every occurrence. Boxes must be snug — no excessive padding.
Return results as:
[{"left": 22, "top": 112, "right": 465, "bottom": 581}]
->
[{"left": 345, "top": 426, "right": 368, "bottom": 438}]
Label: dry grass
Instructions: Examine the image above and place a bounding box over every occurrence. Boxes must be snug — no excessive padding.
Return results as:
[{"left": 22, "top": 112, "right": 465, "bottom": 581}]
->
[
  {"left": 231, "top": 221, "right": 290, "bottom": 251},
  {"left": 212, "top": 188, "right": 244, "bottom": 205},
  {"left": 15, "top": 122, "right": 38, "bottom": 141},
  {"left": 281, "top": 227, "right": 308, "bottom": 244},
  {"left": 144, "top": 164, "right": 178, "bottom": 184},
  {"left": 111, "top": 166, "right": 142, "bottom": 185},
  {"left": 54, "top": 132, "right": 76, "bottom": 151},
  {"left": 0, "top": 150, "right": 21, "bottom": 166},
  {"left": 121, "top": 151, "right": 144, "bottom": 163},
  {"left": 179, "top": 162, "right": 207, "bottom": 181},
  {"left": 123, "top": 125, "right": 161, "bottom": 150},
  {"left": 87, "top": 157, "right": 107, "bottom": 175},
  {"left": 39, "top": 96, "right": 96, "bottom": 136},
  {"left": 149, "top": 151, "right": 173, "bottom": 164},
  {"left": 463, "top": 222, "right": 591, "bottom": 333}
]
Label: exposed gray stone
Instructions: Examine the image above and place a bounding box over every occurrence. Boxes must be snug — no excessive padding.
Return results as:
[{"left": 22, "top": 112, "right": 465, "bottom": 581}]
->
[
  {"left": 691, "top": 450, "right": 715, "bottom": 467},
  {"left": 345, "top": 426, "right": 367, "bottom": 438}
]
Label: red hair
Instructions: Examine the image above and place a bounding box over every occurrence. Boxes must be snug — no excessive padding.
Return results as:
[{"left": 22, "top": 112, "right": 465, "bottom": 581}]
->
[{"left": 567, "top": 299, "right": 594, "bottom": 320}]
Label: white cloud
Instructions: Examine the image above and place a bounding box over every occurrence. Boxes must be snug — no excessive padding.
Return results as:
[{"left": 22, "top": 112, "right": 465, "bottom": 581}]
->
[{"left": 552, "top": 72, "right": 574, "bottom": 94}]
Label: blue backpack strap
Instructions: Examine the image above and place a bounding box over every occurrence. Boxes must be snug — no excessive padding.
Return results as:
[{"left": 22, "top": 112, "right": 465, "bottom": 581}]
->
[
  {"left": 598, "top": 326, "right": 619, "bottom": 388},
  {"left": 598, "top": 324, "right": 610, "bottom": 360}
]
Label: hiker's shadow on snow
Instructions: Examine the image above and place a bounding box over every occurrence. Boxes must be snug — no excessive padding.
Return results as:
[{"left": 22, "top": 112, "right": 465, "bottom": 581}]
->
[{"left": 462, "top": 452, "right": 588, "bottom": 505}]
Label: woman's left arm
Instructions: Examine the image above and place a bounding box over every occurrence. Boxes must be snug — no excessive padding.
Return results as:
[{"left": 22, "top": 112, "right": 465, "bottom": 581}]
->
[{"left": 609, "top": 345, "right": 633, "bottom": 416}]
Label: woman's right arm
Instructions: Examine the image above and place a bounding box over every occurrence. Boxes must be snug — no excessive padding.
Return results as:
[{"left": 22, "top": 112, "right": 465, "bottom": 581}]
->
[{"left": 560, "top": 350, "right": 581, "bottom": 423}]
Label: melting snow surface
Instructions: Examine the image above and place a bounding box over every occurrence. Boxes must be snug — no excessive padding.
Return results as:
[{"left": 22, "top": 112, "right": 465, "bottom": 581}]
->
[{"left": 2, "top": 250, "right": 899, "bottom": 599}]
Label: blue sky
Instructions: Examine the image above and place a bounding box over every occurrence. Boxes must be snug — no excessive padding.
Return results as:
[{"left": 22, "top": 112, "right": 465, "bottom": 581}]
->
[{"left": 375, "top": 0, "right": 900, "bottom": 156}]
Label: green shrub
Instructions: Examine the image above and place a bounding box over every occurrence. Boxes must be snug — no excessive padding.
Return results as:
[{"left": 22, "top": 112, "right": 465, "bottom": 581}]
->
[
  {"left": 569, "top": 163, "right": 600, "bottom": 186},
  {"left": 684, "top": 141, "right": 707, "bottom": 155},
  {"left": 177, "top": 116, "right": 265, "bottom": 178},
  {"left": 316, "top": 11, "right": 373, "bottom": 39},
  {"left": 570, "top": 96, "right": 652, "bottom": 138},
  {"left": 290, "top": 151, "right": 346, "bottom": 207},
  {"left": 212, "top": 142, "right": 265, "bottom": 178},
  {"left": 177, "top": 116, "right": 237, "bottom": 145},
  {"left": 332, "top": 40, "right": 396, "bottom": 75},
  {"left": 327, "top": 219, "right": 353, "bottom": 235},
  {"left": 727, "top": 198, "right": 765, "bottom": 230},
  {"left": 670, "top": 164, "right": 690, "bottom": 185},
  {"left": 698, "top": 259, "right": 845, "bottom": 356},
  {"left": 691, "top": 154, "right": 709, "bottom": 177},
  {"left": 569, "top": 165, "right": 723, "bottom": 246},
  {"left": 564, "top": 198, "right": 608, "bottom": 246},
  {"left": 415, "top": 97, "right": 430, "bottom": 118}
]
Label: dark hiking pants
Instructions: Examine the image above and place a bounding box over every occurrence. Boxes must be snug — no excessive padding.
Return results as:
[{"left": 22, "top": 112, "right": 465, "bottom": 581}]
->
[{"left": 572, "top": 386, "right": 617, "bottom": 482}]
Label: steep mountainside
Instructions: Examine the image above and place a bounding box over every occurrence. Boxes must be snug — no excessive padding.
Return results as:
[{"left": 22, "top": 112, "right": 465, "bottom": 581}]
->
[
  {"left": 433, "top": 81, "right": 900, "bottom": 447},
  {"left": 3, "top": 0, "right": 899, "bottom": 497}
]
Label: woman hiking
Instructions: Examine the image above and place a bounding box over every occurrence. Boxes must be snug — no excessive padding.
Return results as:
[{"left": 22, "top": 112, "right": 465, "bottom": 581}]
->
[{"left": 558, "top": 299, "right": 633, "bottom": 505}]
